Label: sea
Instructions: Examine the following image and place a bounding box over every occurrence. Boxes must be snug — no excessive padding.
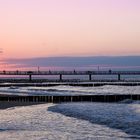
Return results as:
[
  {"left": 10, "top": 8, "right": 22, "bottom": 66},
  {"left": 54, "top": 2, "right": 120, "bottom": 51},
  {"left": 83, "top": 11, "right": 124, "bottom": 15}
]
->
[{"left": 0, "top": 84, "right": 140, "bottom": 139}]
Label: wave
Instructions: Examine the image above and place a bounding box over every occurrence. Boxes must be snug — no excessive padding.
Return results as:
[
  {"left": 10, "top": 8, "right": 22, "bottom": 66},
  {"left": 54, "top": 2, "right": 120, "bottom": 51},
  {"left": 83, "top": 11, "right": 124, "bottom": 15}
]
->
[
  {"left": 0, "top": 103, "right": 135, "bottom": 139},
  {"left": 48, "top": 102, "right": 140, "bottom": 138},
  {"left": 0, "top": 85, "right": 140, "bottom": 96}
]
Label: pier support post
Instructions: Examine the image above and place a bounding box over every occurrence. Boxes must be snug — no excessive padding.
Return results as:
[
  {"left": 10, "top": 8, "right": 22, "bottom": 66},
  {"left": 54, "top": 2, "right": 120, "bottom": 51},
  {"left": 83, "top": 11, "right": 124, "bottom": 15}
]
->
[
  {"left": 89, "top": 74, "right": 92, "bottom": 81},
  {"left": 118, "top": 74, "right": 121, "bottom": 81},
  {"left": 60, "top": 74, "right": 62, "bottom": 81},
  {"left": 29, "top": 74, "right": 32, "bottom": 81}
]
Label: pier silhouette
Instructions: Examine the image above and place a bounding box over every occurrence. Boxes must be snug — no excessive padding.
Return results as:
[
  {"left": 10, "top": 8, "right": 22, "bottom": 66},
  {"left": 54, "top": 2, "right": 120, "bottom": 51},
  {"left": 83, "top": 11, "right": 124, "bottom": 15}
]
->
[{"left": 0, "top": 70, "right": 140, "bottom": 81}]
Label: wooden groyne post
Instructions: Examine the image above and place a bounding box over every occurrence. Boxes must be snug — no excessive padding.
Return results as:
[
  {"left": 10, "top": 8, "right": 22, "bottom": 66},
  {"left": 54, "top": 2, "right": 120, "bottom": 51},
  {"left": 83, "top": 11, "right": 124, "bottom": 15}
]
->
[
  {"left": 118, "top": 74, "right": 121, "bottom": 81},
  {"left": 89, "top": 74, "right": 92, "bottom": 81},
  {"left": 60, "top": 74, "right": 62, "bottom": 81},
  {"left": 0, "top": 95, "right": 140, "bottom": 103}
]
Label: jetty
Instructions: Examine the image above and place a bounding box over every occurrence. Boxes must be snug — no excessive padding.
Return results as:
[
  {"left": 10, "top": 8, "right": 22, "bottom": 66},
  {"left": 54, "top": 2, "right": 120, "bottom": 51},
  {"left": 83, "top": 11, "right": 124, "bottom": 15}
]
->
[{"left": 0, "top": 70, "right": 140, "bottom": 81}]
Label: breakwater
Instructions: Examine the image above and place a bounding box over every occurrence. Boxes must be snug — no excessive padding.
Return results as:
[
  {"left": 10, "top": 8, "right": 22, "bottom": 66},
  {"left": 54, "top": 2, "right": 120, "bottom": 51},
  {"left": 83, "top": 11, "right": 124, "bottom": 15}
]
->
[{"left": 0, "top": 94, "right": 139, "bottom": 103}]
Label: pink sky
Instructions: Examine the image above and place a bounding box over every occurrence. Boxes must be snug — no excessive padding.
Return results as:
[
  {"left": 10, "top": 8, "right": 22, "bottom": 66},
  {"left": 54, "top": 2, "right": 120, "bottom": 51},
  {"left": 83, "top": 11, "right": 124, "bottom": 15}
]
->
[{"left": 0, "top": 0, "right": 140, "bottom": 59}]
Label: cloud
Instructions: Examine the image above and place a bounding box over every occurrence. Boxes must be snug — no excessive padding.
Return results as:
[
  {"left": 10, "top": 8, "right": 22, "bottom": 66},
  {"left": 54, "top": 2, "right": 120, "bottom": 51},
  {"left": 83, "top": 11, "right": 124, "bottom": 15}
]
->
[{"left": 5, "top": 56, "right": 140, "bottom": 70}]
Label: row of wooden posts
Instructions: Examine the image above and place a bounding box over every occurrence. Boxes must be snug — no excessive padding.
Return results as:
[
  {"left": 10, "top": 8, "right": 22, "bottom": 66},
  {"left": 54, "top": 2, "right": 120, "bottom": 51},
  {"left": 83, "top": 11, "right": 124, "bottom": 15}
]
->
[{"left": 0, "top": 95, "right": 140, "bottom": 103}]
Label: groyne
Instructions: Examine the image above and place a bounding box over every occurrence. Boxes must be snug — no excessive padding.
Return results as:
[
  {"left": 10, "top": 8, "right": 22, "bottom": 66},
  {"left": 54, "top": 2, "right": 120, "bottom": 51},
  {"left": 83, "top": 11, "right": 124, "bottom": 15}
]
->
[{"left": 0, "top": 94, "right": 139, "bottom": 103}]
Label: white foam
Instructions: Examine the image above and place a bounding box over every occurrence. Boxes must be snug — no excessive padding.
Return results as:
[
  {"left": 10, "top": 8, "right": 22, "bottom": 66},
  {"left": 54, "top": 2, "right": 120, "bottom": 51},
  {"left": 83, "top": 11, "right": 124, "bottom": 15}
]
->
[
  {"left": 0, "top": 103, "right": 135, "bottom": 140},
  {"left": 0, "top": 85, "right": 140, "bottom": 96}
]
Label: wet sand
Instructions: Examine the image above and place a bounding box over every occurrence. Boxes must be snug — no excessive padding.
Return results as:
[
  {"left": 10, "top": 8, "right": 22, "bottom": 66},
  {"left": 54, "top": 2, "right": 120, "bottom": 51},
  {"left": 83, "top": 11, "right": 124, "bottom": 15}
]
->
[{"left": 0, "top": 101, "right": 45, "bottom": 109}]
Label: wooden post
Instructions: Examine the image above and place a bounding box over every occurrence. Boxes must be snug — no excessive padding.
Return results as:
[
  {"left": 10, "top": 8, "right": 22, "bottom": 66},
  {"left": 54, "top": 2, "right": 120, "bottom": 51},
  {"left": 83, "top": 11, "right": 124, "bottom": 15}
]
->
[
  {"left": 89, "top": 74, "right": 92, "bottom": 81},
  {"left": 60, "top": 74, "right": 62, "bottom": 81},
  {"left": 29, "top": 74, "right": 32, "bottom": 81},
  {"left": 118, "top": 74, "right": 121, "bottom": 81}
]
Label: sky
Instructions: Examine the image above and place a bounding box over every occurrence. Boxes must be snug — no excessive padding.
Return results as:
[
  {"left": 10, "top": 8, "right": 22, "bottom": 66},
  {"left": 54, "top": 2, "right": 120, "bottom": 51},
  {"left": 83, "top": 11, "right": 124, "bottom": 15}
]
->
[{"left": 0, "top": 0, "right": 140, "bottom": 60}]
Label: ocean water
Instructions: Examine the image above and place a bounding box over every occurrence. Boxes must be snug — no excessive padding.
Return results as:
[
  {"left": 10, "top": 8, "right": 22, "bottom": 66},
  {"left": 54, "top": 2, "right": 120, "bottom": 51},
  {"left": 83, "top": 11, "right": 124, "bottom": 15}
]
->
[
  {"left": 0, "top": 85, "right": 140, "bottom": 139},
  {"left": 0, "top": 102, "right": 140, "bottom": 140},
  {"left": 0, "top": 85, "right": 140, "bottom": 96}
]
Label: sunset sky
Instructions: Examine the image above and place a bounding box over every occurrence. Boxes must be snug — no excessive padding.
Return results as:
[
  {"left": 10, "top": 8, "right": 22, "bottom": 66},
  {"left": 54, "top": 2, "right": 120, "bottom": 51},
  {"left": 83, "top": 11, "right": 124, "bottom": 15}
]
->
[{"left": 0, "top": 0, "right": 140, "bottom": 60}]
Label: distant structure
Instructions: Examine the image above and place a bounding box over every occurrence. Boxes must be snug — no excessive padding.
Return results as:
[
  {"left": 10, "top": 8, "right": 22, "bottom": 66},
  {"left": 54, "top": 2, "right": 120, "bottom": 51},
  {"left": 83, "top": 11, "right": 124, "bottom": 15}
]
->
[{"left": 0, "top": 70, "right": 140, "bottom": 81}]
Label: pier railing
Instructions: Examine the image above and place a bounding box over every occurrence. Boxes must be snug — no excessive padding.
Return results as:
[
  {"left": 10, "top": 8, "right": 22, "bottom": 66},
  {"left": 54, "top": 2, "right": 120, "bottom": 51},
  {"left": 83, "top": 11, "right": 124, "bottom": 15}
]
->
[
  {"left": 0, "top": 70, "right": 140, "bottom": 81},
  {"left": 0, "top": 70, "right": 140, "bottom": 75}
]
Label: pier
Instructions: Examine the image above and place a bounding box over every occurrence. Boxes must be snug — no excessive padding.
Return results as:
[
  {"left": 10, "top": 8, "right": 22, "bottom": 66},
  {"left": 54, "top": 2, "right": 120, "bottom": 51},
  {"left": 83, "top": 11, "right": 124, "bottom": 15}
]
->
[{"left": 0, "top": 70, "right": 140, "bottom": 81}]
